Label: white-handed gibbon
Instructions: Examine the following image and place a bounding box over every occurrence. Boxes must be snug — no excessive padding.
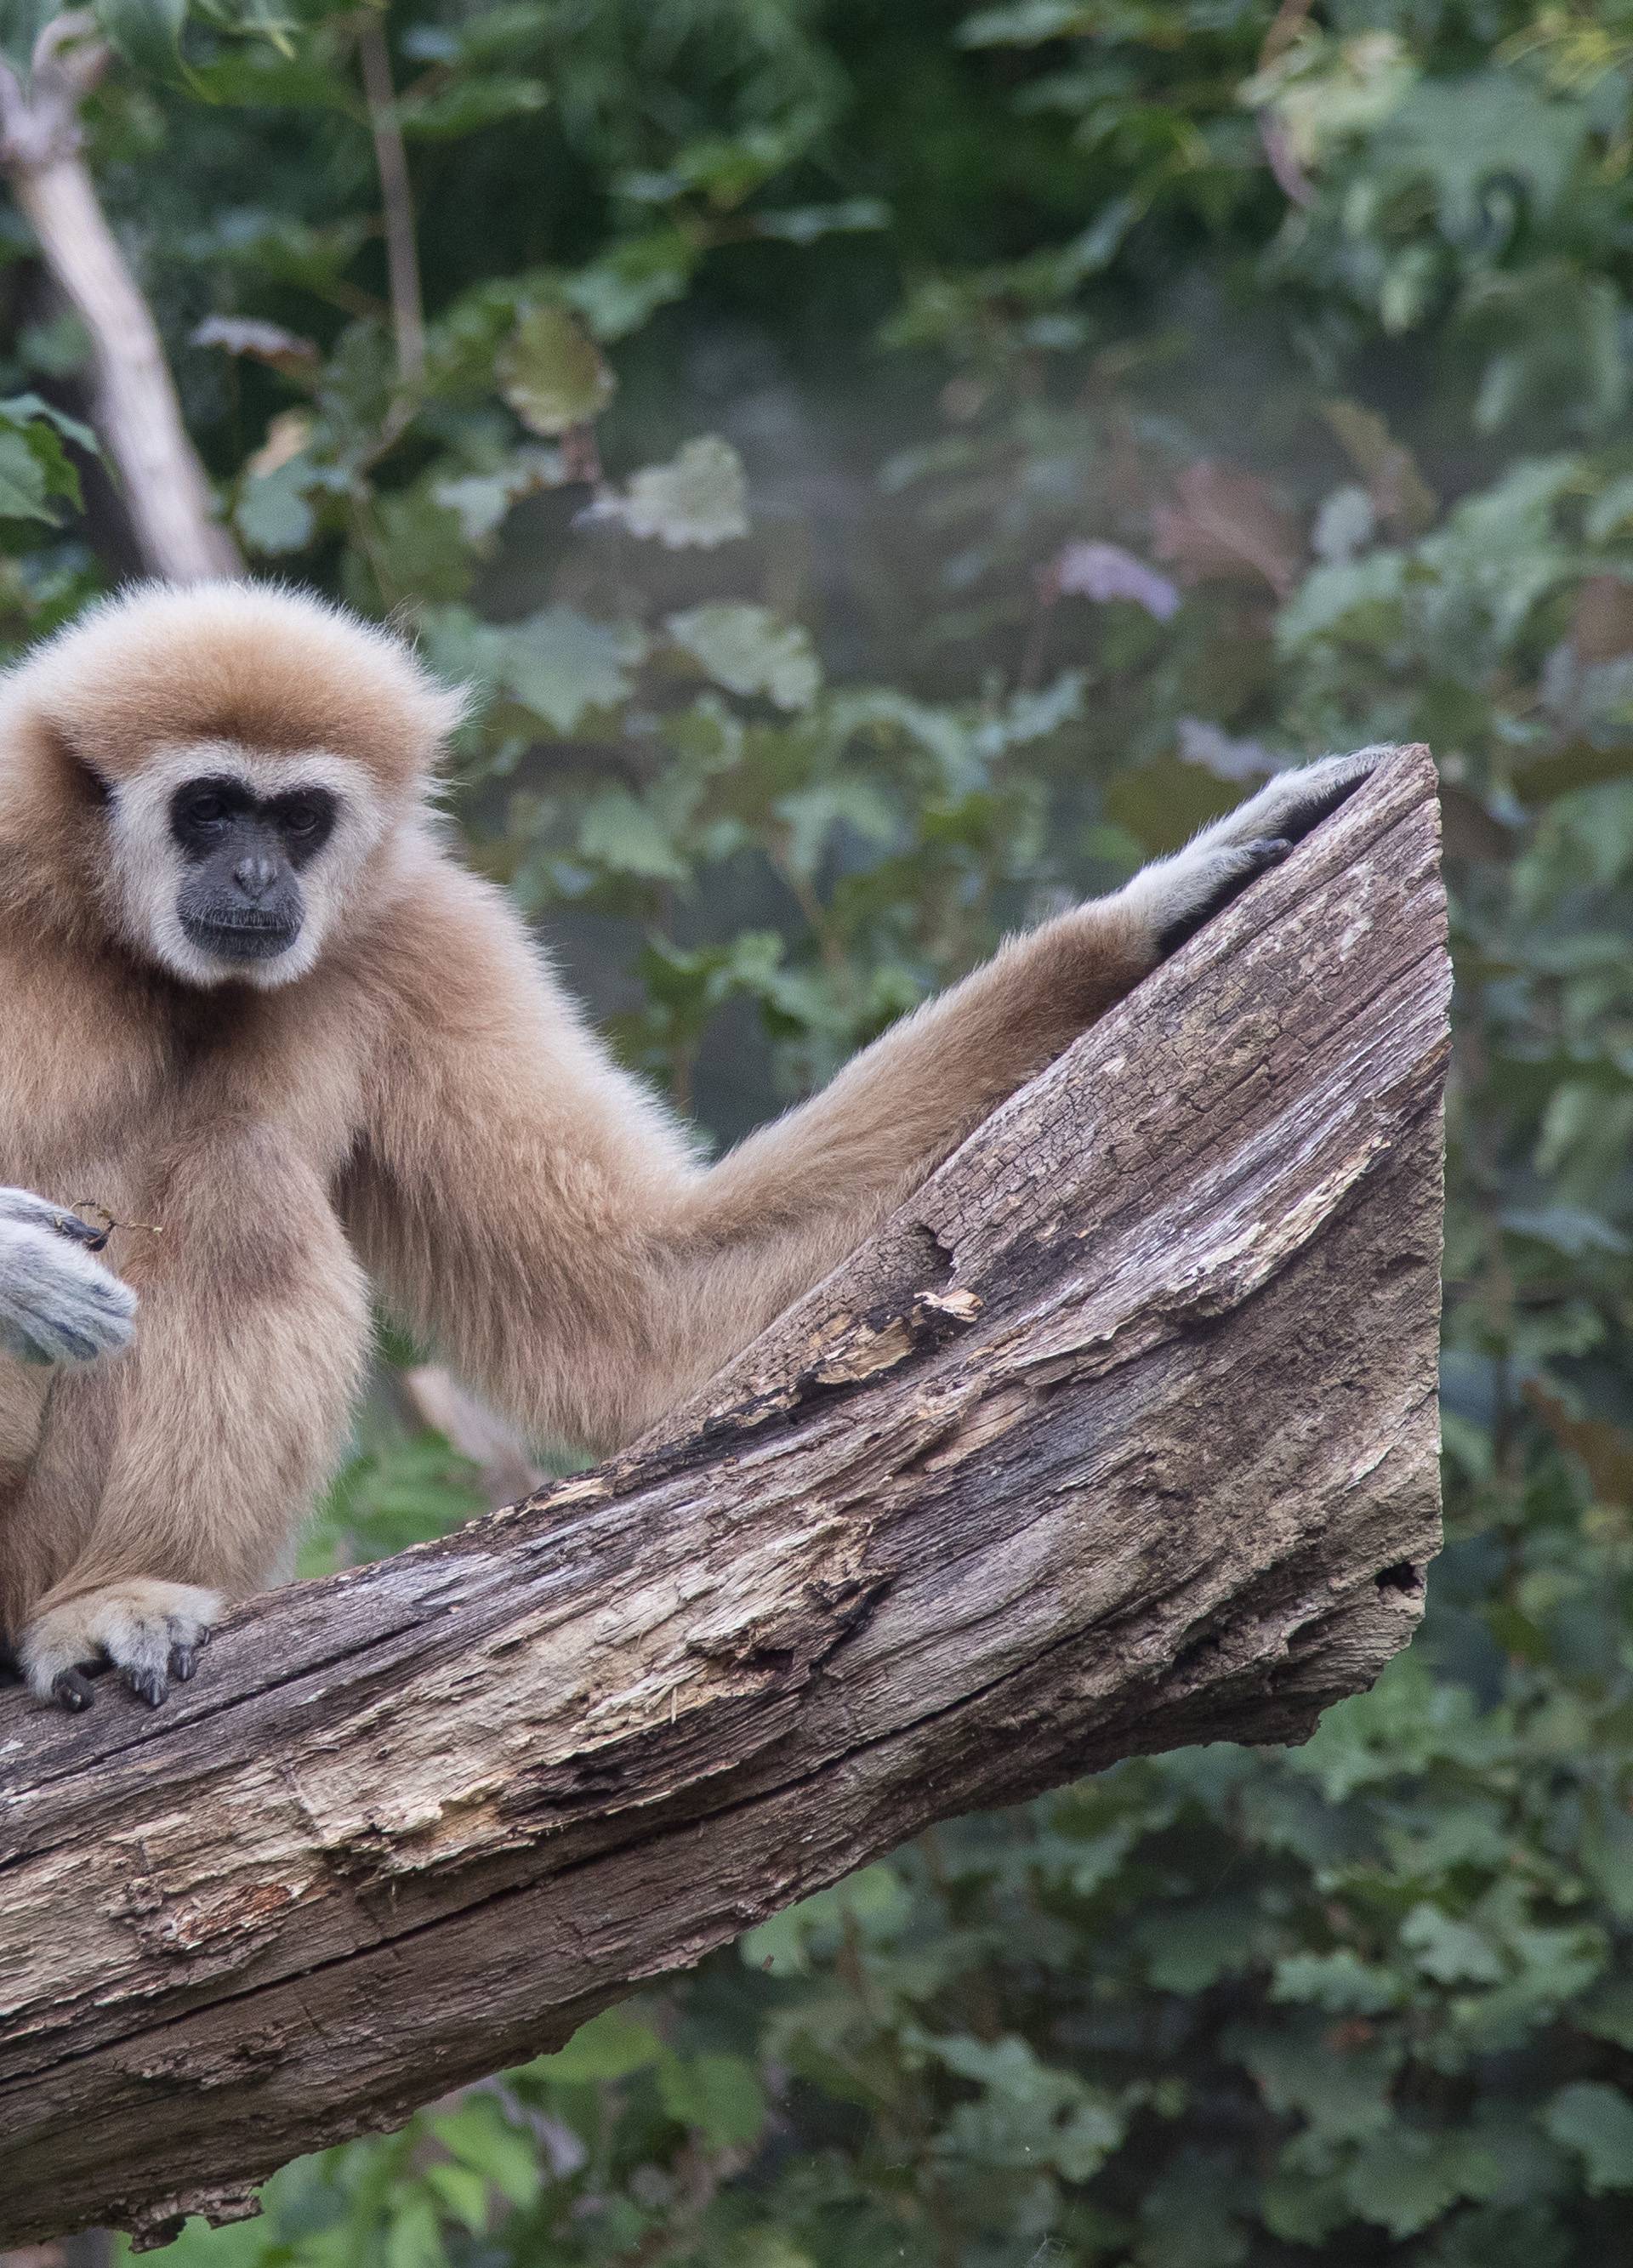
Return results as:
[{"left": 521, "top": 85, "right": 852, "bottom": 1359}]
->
[{"left": 0, "top": 583, "right": 1378, "bottom": 1708}]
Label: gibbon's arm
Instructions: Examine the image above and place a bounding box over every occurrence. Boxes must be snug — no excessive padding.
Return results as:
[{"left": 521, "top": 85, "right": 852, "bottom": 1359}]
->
[
  {"left": 15, "top": 1137, "right": 373, "bottom": 1708},
  {"left": 345, "top": 755, "right": 1377, "bottom": 1454},
  {"left": 0, "top": 1187, "right": 136, "bottom": 1366}
]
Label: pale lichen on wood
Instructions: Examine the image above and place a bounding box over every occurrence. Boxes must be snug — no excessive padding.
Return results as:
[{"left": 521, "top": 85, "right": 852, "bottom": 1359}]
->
[{"left": 0, "top": 747, "right": 1448, "bottom": 2251}]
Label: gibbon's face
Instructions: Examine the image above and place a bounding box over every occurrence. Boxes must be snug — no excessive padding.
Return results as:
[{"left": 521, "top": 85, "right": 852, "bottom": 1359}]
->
[{"left": 104, "top": 744, "right": 390, "bottom": 991}]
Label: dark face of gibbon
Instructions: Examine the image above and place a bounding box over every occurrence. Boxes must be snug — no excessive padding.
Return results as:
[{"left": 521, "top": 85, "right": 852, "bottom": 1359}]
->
[{"left": 169, "top": 774, "right": 338, "bottom": 967}]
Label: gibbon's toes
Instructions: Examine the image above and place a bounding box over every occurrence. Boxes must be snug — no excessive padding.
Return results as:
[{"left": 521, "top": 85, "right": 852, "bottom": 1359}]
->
[
  {"left": 125, "top": 1663, "right": 169, "bottom": 1709},
  {"left": 21, "top": 1579, "right": 225, "bottom": 1710},
  {"left": 51, "top": 1668, "right": 97, "bottom": 1712}
]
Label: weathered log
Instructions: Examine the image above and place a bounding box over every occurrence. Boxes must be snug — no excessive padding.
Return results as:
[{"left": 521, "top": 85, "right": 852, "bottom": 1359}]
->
[{"left": 0, "top": 747, "right": 1448, "bottom": 2250}]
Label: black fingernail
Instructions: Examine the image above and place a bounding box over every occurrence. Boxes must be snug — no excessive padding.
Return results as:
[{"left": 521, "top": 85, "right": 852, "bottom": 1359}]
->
[
  {"left": 53, "top": 1668, "right": 95, "bottom": 1711},
  {"left": 126, "top": 1667, "right": 168, "bottom": 1708},
  {"left": 170, "top": 1644, "right": 196, "bottom": 1682},
  {"left": 51, "top": 1214, "right": 102, "bottom": 1248}
]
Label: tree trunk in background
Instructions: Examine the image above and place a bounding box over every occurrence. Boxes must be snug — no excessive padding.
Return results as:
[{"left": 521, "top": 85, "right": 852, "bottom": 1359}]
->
[
  {"left": 0, "top": 12, "right": 241, "bottom": 580},
  {"left": 0, "top": 748, "right": 1448, "bottom": 2251}
]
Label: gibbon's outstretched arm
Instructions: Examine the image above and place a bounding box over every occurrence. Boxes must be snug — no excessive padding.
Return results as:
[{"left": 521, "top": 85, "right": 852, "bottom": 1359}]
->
[
  {"left": 0, "top": 1188, "right": 136, "bottom": 1367},
  {"left": 344, "top": 753, "right": 1377, "bottom": 1453}
]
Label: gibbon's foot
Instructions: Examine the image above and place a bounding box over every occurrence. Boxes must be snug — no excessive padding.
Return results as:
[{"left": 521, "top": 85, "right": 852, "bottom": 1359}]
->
[
  {"left": 21, "top": 1579, "right": 222, "bottom": 1710},
  {"left": 1121, "top": 748, "right": 1385, "bottom": 959},
  {"left": 0, "top": 1186, "right": 139, "bottom": 1365}
]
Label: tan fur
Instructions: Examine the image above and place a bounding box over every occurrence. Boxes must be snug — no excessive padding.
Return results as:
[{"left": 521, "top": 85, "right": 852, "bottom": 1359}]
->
[{"left": 0, "top": 579, "right": 1375, "bottom": 1705}]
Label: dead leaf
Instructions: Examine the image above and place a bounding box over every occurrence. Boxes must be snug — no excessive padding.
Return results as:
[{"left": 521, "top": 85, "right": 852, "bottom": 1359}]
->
[{"left": 1151, "top": 461, "right": 1303, "bottom": 597}]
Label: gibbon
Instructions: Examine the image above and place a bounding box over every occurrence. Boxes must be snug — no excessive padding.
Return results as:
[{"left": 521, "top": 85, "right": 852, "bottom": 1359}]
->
[{"left": 0, "top": 583, "right": 1375, "bottom": 1709}]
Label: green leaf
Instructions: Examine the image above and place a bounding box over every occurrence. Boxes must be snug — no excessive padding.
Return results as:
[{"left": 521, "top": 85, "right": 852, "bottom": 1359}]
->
[
  {"left": 504, "top": 606, "right": 648, "bottom": 733},
  {"left": 657, "top": 2051, "right": 767, "bottom": 2149},
  {"left": 667, "top": 603, "right": 820, "bottom": 711},
  {"left": 1543, "top": 2083, "right": 1633, "bottom": 2193},
  {"left": 527, "top": 2007, "right": 664, "bottom": 2084},
  {"left": 0, "top": 429, "right": 53, "bottom": 522},
  {"left": 235, "top": 460, "right": 316, "bottom": 555},
  {"left": 433, "top": 447, "right": 564, "bottom": 544},
  {"left": 0, "top": 391, "right": 99, "bottom": 459},
  {"left": 578, "top": 788, "right": 689, "bottom": 881},
  {"left": 1400, "top": 1902, "right": 1505, "bottom": 1985},
  {"left": 384, "top": 2192, "right": 444, "bottom": 2268},
  {"left": 958, "top": 0, "right": 1095, "bottom": 47},
  {"left": 429, "top": 2095, "right": 539, "bottom": 2208},
  {"left": 421, "top": 2162, "right": 490, "bottom": 2233},
  {"left": 94, "top": 0, "right": 188, "bottom": 78},
  {"left": 1342, "top": 2126, "right": 1503, "bottom": 2237},
  {"left": 498, "top": 303, "right": 615, "bottom": 435},
  {"left": 608, "top": 435, "right": 748, "bottom": 549},
  {"left": 397, "top": 73, "right": 549, "bottom": 139}
]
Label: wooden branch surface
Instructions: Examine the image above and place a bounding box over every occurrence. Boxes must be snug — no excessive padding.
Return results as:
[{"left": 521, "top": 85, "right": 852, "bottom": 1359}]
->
[{"left": 0, "top": 749, "right": 1449, "bottom": 2249}]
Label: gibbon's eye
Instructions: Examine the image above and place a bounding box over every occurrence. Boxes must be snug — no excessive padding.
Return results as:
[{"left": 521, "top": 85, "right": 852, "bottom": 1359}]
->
[
  {"left": 271, "top": 787, "right": 337, "bottom": 856},
  {"left": 183, "top": 791, "right": 229, "bottom": 829}
]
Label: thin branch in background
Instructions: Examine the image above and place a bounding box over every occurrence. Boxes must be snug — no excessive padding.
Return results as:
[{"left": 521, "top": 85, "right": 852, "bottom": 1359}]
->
[
  {"left": 0, "top": 10, "right": 242, "bottom": 579},
  {"left": 356, "top": 7, "right": 425, "bottom": 387}
]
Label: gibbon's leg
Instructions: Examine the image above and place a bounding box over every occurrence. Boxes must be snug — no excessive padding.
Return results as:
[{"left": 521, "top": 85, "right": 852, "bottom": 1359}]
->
[
  {"left": 350, "top": 751, "right": 1380, "bottom": 1456},
  {"left": 14, "top": 1144, "right": 371, "bottom": 1709},
  {"left": 0, "top": 1187, "right": 136, "bottom": 1366}
]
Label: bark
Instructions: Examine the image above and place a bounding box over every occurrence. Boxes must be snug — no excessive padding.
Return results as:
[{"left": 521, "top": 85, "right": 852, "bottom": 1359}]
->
[{"left": 0, "top": 747, "right": 1449, "bottom": 2250}]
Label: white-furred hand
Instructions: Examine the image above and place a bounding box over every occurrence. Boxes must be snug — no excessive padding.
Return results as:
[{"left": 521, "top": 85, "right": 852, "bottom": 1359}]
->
[
  {"left": 0, "top": 1186, "right": 138, "bottom": 1365},
  {"left": 1118, "top": 749, "right": 1383, "bottom": 956}
]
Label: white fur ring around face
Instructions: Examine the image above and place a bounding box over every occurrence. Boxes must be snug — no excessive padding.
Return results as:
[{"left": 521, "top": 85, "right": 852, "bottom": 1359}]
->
[{"left": 0, "top": 1187, "right": 139, "bottom": 1366}]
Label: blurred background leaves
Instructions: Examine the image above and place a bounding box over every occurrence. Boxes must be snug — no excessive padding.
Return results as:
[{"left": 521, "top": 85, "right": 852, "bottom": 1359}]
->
[{"left": 0, "top": 0, "right": 1630, "bottom": 2259}]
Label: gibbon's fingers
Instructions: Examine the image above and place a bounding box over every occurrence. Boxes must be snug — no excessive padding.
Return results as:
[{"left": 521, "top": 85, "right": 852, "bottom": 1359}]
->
[
  {"left": 1152, "top": 837, "right": 1292, "bottom": 958},
  {"left": 1118, "top": 749, "right": 1382, "bottom": 963},
  {"left": 20, "top": 1579, "right": 223, "bottom": 1710},
  {"left": 1200, "top": 747, "right": 1383, "bottom": 853},
  {"left": 0, "top": 1188, "right": 139, "bottom": 1365}
]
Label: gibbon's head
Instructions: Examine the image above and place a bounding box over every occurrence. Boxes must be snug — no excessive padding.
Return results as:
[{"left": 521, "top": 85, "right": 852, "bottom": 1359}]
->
[{"left": 0, "top": 582, "right": 464, "bottom": 989}]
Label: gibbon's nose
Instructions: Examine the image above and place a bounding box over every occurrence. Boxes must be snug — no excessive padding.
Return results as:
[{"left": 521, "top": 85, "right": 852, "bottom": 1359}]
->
[{"left": 233, "top": 850, "right": 281, "bottom": 901}]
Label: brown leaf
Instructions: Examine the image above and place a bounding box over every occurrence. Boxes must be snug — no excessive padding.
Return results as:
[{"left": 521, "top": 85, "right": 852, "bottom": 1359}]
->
[
  {"left": 1151, "top": 461, "right": 1303, "bottom": 598},
  {"left": 1323, "top": 401, "right": 1438, "bottom": 537},
  {"left": 1524, "top": 1380, "right": 1633, "bottom": 1508},
  {"left": 193, "top": 315, "right": 321, "bottom": 383},
  {"left": 1568, "top": 574, "right": 1633, "bottom": 665}
]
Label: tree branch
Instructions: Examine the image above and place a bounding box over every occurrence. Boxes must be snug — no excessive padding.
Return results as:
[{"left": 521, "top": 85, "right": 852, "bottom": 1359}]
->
[
  {"left": 356, "top": 9, "right": 424, "bottom": 388},
  {"left": 0, "top": 747, "right": 1448, "bottom": 2252},
  {"left": 0, "top": 11, "right": 241, "bottom": 580}
]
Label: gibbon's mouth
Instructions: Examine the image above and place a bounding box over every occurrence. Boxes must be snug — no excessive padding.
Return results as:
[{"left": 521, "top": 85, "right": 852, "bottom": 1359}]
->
[{"left": 179, "top": 911, "right": 303, "bottom": 962}]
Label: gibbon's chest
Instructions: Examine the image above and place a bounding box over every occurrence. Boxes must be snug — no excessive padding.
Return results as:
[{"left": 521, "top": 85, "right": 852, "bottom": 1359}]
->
[{"left": 0, "top": 943, "right": 370, "bottom": 1210}]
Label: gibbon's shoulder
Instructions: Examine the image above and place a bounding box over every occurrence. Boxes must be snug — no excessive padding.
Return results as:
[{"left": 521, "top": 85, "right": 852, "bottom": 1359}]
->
[
  {"left": 0, "top": 581, "right": 465, "bottom": 796},
  {"left": 352, "top": 823, "right": 582, "bottom": 1045}
]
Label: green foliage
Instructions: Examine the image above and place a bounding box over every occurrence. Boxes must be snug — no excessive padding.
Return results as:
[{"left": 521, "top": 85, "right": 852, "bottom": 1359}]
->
[{"left": 22, "top": 0, "right": 1630, "bottom": 2259}]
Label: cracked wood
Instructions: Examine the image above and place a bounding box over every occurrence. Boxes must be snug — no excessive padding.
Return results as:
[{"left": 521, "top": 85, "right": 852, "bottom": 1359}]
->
[{"left": 0, "top": 745, "right": 1449, "bottom": 2250}]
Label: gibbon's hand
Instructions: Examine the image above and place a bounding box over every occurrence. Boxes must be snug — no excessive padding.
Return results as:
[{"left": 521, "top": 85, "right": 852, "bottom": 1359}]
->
[
  {"left": 1120, "top": 749, "right": 1382, "bottom": 958},
  {"left": 0, "top": 1187, "right": 138, "bottom": 1366},
  {"left": 21, "top": 1578, "right": 222, "bottom": 1711}
]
